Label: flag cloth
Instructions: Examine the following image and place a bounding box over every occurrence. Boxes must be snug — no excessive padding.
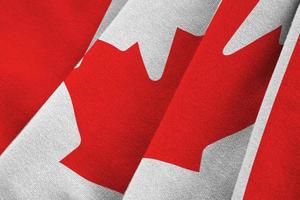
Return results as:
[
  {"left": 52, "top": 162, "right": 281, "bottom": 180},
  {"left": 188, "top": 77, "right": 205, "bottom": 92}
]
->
[{"left": 0, "top": 0, "right": 300, "bottom": 200}]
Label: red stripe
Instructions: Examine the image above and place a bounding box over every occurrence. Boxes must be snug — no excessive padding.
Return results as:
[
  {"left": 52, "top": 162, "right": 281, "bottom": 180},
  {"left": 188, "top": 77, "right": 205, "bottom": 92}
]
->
[
  {"left": 244, "top": 37, "right": 300, "bottom": 200},
  {"left": 0, "top": 0, "right": 111, "bottom": 153}
]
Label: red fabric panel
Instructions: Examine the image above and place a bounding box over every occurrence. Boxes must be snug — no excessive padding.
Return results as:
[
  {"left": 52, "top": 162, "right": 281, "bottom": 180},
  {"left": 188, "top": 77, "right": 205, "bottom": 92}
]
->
[
  {"left": 0, "top": 0, "right": 111, "bottom": 153},
  {"left": 244, "top": 38, "right": 300, "bottom": 200}
]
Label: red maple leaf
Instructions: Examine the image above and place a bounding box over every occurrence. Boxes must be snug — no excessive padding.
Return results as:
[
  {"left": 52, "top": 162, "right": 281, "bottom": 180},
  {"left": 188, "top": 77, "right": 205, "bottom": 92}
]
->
[{"left": 61, "top": 29, "right": 201, "bottom": 193}]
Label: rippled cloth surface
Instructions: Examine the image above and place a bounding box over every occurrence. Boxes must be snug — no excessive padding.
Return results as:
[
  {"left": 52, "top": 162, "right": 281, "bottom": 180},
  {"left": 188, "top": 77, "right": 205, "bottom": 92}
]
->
[{"left": 0, "top": 1, "right": 299, "bottom": 199}]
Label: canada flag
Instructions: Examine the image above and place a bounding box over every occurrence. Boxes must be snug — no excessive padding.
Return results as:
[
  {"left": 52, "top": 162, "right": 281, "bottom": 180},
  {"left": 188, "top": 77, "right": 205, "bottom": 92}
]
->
[{"left": 0, "top": 0, "right": 300, "bottom": 200}]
